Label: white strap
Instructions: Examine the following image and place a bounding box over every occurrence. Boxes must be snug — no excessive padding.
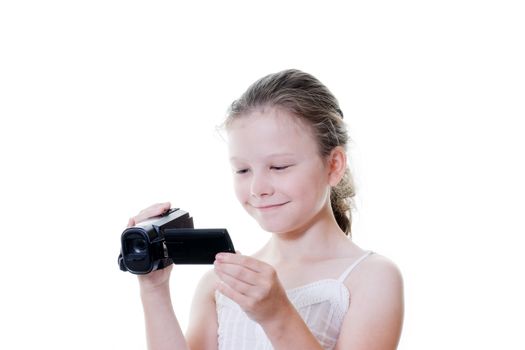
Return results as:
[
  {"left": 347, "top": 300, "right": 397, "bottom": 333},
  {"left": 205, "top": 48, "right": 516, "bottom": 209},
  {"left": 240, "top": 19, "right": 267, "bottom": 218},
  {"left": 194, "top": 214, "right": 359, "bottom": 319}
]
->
[{"left": 337, "top": 251, "right": 374, "bottom": 282}]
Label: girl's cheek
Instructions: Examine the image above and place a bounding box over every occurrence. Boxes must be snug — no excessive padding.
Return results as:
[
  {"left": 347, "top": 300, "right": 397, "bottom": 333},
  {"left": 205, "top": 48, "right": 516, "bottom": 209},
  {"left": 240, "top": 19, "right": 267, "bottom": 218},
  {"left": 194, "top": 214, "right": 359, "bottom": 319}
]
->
[{"left": 233, "top": 179, "right": 247, "bottom": 201}]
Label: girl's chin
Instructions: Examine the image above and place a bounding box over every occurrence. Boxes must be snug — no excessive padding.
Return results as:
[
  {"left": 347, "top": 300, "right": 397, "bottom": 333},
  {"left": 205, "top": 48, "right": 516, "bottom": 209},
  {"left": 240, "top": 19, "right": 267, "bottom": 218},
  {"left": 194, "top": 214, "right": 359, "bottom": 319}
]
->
[
  {"left": 254, "top": 218, "right": 300, "bottom": 234},
  {"left": 253, "top": 218, "right": 285, "bottom": 232}
]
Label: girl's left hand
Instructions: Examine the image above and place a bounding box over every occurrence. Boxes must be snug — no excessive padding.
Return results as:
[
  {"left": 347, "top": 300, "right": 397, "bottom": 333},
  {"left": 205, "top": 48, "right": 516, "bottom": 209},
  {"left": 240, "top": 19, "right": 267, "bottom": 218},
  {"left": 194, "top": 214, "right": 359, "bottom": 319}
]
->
[{"left": 214, "top": 253, "right": 292, "bottom": 325}]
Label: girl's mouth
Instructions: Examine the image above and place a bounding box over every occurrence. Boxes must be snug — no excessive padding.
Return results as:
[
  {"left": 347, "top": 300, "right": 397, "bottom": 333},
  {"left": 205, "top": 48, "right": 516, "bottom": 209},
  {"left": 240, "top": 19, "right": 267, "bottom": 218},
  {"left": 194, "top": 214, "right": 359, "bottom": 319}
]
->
[{"left": 253, "top": 201, "right": 290, "bottom": 210}]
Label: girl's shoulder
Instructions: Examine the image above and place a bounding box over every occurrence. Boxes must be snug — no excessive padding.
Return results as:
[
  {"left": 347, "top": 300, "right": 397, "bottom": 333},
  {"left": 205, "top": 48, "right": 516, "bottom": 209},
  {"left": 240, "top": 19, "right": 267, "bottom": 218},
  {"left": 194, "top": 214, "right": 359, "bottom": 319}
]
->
[
  {"left": 345, "top": 252, "right": 403, "bottom": 297},
  {"left": 335, "top": 252, "right": 404, "bottom": 349}
]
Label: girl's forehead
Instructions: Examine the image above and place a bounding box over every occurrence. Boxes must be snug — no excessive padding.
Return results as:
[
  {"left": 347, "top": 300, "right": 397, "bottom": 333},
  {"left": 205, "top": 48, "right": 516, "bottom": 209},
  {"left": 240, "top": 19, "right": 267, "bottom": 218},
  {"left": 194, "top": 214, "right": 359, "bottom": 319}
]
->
[
  {"left": 228, "top": 106, "right": 311, "bottom": 136},
  {"left": 227, "top": 107, "right": 318, "bottom": 159}
]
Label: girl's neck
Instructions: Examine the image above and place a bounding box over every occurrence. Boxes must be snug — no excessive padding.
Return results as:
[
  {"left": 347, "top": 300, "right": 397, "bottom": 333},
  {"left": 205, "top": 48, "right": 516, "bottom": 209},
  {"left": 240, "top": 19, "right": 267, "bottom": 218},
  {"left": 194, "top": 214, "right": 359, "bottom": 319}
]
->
[{"left": 258, "top": 209, "right": 353, "bottom": 266}]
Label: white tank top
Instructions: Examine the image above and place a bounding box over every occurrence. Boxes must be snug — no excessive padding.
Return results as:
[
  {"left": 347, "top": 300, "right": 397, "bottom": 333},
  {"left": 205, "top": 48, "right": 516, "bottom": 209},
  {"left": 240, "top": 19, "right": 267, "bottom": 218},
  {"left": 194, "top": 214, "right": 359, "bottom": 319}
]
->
[{"left": 215, "top": 251, "right": 374, "bottom": 350}]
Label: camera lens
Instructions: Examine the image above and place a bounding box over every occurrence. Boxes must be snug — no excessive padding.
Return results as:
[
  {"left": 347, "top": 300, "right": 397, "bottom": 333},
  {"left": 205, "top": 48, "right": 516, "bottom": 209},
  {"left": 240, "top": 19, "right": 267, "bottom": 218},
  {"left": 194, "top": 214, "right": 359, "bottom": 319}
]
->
[
  {"left": 131, "top": 238, "right": 148, "bottom": 254},
  {"left": 122, "top": 228, "right": 155, "bottom": 274}
]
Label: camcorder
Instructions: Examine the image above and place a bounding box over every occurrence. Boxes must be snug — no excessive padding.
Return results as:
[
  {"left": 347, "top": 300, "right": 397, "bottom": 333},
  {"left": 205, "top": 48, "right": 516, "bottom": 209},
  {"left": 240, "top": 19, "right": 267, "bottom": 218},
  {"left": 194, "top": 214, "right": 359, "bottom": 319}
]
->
[{"left": 118, "top": 208, "right": 235, "bottom": 274}]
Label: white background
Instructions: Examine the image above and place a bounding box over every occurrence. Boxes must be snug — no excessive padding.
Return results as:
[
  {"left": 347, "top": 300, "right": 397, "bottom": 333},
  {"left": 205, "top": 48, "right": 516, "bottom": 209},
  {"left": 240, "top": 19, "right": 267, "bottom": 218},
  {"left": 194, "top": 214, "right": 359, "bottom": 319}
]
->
[{"left": 1, "top": 1, "right": 524, "bottom": 349}]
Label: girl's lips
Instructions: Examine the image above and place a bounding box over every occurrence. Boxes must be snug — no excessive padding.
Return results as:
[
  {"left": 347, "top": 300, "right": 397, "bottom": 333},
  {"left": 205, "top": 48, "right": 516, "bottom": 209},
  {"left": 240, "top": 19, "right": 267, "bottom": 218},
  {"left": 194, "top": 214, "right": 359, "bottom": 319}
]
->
[{"left": 252, "top": 201, "right": 290, "bottom": 210}]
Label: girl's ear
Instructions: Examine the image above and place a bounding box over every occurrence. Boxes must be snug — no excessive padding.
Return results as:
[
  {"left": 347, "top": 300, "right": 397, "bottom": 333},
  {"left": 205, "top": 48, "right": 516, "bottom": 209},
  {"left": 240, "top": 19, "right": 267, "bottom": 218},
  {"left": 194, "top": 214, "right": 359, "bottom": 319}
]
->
[{"left": 327, "top": 146, "right": 347, "bottom": 186}]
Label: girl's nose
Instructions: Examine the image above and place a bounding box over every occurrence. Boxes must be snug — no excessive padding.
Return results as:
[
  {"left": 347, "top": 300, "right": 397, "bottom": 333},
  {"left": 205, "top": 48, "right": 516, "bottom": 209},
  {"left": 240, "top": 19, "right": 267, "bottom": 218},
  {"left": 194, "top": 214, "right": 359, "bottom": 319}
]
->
[{"left": 250, "top": 172, "right": 274, "bottom": 198}]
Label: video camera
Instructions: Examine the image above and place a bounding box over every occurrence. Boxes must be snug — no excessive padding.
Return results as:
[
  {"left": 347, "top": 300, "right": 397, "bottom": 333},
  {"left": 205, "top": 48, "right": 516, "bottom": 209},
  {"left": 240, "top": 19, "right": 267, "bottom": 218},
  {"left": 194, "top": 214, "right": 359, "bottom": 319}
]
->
[{"left": 118, "top": 208, "right": 235, "bottom": 274}]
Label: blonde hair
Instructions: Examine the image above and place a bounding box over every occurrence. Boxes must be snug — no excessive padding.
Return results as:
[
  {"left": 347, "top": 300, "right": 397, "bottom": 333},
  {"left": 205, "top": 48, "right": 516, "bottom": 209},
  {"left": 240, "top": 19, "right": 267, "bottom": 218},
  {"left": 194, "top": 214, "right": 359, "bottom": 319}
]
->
[{"left": 225, "top": 69, "right": 356, "bottom": 235}]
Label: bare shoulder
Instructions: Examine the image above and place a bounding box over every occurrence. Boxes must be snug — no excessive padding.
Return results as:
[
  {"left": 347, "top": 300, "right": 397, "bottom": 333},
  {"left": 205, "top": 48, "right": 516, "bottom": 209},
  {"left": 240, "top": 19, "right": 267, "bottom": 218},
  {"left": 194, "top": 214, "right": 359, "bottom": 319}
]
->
[
  {"left": 335, "top": 253, "right": 404, "bottom": 350},
  {"left": 348, "top": 252, "right": 404, "bottom": 295},
  {"left": 186, "top": 268, "right": 220, "bottom": 350}
]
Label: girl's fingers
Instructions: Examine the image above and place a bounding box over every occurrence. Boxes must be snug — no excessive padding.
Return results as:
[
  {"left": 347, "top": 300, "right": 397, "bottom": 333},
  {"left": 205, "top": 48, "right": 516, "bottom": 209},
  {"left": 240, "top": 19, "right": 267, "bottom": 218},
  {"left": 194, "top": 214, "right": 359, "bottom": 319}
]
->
[
  {"left": 215, "top": 268, "right": 253, "bottom": 295},
  {"left": 133, "top": 202, "right": 171, "bottom": 224},
  {"left": 215, "top": 261, "right": 259, "bottom": 286},
  {"left": 215, "top": 253, "right": 266, "bottom": 273},
  {"left": 216, "top": 279, "right": 251, "bottom": 308}
]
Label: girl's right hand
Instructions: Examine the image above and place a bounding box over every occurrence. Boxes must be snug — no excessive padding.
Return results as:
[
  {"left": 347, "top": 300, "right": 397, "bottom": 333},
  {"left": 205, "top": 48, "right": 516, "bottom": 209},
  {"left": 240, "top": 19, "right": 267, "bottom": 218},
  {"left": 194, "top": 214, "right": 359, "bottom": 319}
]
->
[{"left": 127, "top": 202, "right": 174, "bottom": 293}]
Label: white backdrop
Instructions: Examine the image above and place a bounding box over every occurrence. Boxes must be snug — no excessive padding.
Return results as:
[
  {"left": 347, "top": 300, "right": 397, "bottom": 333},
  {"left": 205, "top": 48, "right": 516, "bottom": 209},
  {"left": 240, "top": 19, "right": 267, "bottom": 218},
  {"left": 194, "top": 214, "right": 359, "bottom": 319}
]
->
[{"left": 1, "top": 1, "right": 524, "bottom": 349}]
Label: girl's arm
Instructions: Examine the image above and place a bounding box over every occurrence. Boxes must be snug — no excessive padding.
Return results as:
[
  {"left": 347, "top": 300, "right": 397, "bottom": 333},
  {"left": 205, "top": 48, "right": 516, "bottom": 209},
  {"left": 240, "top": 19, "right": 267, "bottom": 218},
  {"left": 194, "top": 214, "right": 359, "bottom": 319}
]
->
[
  {"left": 130, "top": 203, "right": 219, "bottom": 350},
  {"left": 130, "top": 203, "right": 191, "bottom": 350},
  {"left": 140, "top": 277, "right": 190, "bottom": 350},
  {"left": 256, "top": 302, "right": 325, "bottom": 350},
  {"left": 140, "top": 269, "right": 219, "bottom": 350},
  {"left": 334, "top": 255, "right": 404, "bottom": 350}
]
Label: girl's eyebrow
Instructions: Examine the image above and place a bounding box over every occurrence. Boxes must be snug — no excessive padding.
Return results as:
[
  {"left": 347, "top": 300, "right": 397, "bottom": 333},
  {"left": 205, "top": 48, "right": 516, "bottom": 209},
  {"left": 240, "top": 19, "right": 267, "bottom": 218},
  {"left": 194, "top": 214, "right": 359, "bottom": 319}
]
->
[
  {"left": 230, "top": 153, "right": 296, "bottom": 162},
  {"left": 266, "top": 152, "right": 296, "bottom": 158}
]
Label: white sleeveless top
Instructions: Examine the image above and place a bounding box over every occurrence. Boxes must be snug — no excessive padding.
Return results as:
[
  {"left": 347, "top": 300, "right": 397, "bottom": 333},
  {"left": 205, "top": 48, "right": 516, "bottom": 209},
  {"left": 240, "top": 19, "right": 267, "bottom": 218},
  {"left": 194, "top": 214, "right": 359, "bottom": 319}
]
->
[{"left": 215, "top": 251, "right": 374, "bottom": 350}]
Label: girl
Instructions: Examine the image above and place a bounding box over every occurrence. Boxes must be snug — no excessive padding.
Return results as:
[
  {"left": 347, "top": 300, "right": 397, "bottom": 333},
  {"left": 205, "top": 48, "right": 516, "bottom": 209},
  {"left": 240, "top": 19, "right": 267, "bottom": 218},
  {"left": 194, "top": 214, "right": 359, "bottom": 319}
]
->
[{"left": 128, "top": 69, "right": 404, "bottom": 349}]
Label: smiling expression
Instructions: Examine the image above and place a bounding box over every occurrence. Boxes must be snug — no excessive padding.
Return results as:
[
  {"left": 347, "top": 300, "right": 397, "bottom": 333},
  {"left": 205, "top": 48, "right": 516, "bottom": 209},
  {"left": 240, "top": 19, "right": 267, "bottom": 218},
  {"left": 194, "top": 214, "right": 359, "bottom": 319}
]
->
[{"left": 227, "top": 106, "right": 333, "bottom": 234}]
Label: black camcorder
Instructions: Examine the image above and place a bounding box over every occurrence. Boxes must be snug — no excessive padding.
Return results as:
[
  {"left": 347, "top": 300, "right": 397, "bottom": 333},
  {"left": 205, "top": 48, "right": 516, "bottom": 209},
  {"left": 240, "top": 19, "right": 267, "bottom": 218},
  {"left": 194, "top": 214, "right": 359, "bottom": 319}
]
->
[{"left": 118, "top": 208, "right": 235, "bottom": 274}]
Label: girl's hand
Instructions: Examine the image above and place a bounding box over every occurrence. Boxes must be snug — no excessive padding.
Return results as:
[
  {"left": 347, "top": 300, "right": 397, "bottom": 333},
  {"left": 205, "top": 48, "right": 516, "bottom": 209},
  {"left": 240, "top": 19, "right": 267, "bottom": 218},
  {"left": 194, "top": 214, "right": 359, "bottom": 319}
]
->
[
  {"left": 214, "top": 253, "right": 293, "bottom": 326},
  {"left": 127, "top": 202, "right": 173, "bottom": 293}
]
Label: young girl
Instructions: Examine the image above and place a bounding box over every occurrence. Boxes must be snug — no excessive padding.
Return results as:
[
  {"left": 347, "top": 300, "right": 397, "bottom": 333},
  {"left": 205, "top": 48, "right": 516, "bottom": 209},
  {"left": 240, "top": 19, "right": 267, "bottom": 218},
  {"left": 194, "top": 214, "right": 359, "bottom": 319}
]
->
[{"left": 128, "top": 69, "right": 404, "bottom": 350}]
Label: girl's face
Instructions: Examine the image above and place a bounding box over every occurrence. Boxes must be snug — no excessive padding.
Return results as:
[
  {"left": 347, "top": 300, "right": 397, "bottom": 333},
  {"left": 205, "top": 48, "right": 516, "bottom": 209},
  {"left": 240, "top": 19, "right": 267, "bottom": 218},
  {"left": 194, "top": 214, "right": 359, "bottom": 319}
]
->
[{"left": 227, "top": 106, "right": 332, "bottom": 234}]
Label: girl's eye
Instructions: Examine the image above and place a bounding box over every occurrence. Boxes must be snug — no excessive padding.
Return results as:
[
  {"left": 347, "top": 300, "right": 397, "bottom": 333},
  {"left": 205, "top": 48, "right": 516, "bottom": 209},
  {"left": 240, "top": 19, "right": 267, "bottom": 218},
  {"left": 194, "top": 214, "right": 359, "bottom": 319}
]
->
[
  {"left": 235, "top": 169, "right": 249, "bottom": 174},
  {"left": 271, "top": 165, "right": 292, "bottom": 171}
]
